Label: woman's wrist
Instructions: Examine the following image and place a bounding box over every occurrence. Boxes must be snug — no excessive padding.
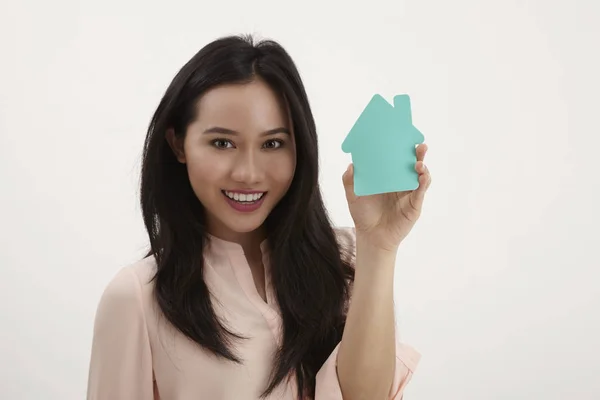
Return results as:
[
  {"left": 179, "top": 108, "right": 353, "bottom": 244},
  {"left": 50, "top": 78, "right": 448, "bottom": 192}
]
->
[{"left": 355, "top": 233, "right": 398, "bottom": 269}]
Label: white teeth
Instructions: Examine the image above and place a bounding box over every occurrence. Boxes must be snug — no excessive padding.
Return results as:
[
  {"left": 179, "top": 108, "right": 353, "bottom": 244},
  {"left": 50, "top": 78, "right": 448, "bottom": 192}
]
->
[{"left": 224, "top": 191, "right": 265, "bottom": 202}]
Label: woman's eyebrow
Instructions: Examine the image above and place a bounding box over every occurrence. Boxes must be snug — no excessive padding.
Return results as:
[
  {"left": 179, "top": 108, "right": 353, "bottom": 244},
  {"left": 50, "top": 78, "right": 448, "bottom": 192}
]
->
[{"left": 203, "top": 126, "right": 290, "bottom": 136}]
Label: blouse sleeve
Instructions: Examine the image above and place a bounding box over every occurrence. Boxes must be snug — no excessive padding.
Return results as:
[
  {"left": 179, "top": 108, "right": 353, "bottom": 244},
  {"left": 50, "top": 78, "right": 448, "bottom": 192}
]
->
[
  {"left": 314, "top": 339, "right": 421, "bottom": 399},
  {"left": 314, "top": 227, "right": 421, "bottom": 399},
  {"left": 86, "top": 267, "right": 154, "bottom": 400}
]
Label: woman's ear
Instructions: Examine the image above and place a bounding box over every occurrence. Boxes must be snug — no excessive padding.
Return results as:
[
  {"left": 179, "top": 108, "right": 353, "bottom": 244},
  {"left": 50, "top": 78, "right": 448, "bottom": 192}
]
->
[{"left": 166, "top": 128, "right": 186, "bottom": 163}]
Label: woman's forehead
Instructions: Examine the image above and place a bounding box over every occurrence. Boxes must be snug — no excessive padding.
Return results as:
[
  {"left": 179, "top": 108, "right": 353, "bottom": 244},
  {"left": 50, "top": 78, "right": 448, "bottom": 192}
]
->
[{"left": 193, "top": 81, "right": 292, "bottom": 133}]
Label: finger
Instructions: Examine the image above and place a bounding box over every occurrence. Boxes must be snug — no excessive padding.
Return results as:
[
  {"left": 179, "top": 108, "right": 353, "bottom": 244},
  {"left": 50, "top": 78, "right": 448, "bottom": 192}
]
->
[
  {"left": 410, "top": 181, "right": 428, "bottom": 211},
  {"left": 342, "top": 163, "right": 357, "bottom": 201},
  {"left": 415, "top": 160, "right": 431, "bottom": 178},
  {"left": 415, "top": 143, "right": 428, "bottom": 162},
  {"left": 417, "top": 164, "right": 432, "bottom": 192}
]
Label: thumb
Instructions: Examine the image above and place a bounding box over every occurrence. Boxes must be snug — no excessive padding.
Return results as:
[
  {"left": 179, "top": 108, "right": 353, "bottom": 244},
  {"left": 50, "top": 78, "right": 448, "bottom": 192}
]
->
[{"left": 342, "top": 163, "right": 356, "bottom": 201}]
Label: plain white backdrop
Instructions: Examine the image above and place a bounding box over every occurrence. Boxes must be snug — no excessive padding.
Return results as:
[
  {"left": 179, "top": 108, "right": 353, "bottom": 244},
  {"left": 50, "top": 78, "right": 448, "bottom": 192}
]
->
[{"left": 1, "top": 0, "right": 599, "bottom": 399}]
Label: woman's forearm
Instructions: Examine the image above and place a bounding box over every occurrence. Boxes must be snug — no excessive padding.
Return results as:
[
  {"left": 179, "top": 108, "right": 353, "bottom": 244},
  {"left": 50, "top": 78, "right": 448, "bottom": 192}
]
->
[{"left": 336, "top": 235, "right": 398, "bottom": 400}]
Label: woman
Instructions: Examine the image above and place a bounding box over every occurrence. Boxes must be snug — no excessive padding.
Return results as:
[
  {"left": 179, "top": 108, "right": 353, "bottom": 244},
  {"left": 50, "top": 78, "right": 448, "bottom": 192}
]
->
[{"left": 86, "top": 34, "right": 431, "bottom": 400}]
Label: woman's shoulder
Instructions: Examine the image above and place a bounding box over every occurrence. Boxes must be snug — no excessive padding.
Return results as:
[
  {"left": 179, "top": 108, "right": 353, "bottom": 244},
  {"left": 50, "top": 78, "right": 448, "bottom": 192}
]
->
[{"left": 94, "top": 256, "right": 157, "bottom": 318}]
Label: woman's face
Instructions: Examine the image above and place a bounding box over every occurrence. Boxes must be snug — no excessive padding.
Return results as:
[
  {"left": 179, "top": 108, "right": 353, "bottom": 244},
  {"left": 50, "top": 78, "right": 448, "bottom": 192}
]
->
[{"left": 167, "top": 78, "right": 296, "bottom": 242}]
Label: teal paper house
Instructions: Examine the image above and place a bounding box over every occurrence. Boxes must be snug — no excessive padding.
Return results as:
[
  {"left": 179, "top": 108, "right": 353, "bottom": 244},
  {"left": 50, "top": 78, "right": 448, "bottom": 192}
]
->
[{"left": 342, "top": 94, "right": 425, "bottom": 196}]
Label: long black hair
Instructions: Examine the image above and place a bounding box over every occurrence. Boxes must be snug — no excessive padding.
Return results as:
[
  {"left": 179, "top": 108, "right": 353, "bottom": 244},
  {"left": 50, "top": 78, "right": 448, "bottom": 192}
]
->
[{"left": 139, "top": 34, "right": 355, "bottom": 399}]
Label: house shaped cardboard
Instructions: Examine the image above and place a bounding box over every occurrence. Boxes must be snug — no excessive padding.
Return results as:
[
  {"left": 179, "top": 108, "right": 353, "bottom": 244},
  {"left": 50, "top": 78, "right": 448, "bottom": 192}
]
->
[{"left": 342, "top": 94, "right": 425, "bottom": 196}]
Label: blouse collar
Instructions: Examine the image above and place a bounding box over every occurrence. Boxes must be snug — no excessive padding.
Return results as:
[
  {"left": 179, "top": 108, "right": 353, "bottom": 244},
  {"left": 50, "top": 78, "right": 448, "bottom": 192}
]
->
[{"left": 204, "top": 233, "right": 271, "bottom": 271}]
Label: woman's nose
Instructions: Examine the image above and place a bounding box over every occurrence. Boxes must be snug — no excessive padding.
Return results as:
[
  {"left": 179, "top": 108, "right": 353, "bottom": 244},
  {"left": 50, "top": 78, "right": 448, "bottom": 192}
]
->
[{"left": 230, "top": 151, "right": 264, "bottom": 184}]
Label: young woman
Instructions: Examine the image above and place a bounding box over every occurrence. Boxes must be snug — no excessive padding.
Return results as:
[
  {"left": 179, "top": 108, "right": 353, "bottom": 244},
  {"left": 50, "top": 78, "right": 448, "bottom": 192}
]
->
[{"left": 86, "top": 34, "right": 431, "bottom": 400}]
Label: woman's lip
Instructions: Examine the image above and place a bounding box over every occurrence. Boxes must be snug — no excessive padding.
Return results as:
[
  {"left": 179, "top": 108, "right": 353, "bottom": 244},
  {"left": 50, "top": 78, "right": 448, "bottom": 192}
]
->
[
  {"left": 221, "top": 191, "right": 267, "bottom": 213},
  {"left": 222, "top": 189, "right": 267, "bottom": 194}
]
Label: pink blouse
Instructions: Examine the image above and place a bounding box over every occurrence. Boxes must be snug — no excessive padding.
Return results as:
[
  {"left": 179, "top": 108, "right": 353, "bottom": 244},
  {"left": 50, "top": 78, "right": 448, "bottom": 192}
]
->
[{"left": 86, "top": 227, "right": 420, "bottom": 399}]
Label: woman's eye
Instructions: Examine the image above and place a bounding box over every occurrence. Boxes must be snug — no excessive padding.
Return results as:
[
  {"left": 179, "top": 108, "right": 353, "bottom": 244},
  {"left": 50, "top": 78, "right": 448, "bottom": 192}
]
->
[
  {"left": 212, "top": 139, "right": 232, "bottom": 149},
  {"left": 263, "top": 139, "right": 283, "bottom": 149}
]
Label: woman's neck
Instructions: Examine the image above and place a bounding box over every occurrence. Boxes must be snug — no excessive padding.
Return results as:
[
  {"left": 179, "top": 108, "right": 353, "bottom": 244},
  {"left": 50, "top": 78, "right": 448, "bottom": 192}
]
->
[{"left": 207, "top": 224, "right": 266, "bottom": 259}]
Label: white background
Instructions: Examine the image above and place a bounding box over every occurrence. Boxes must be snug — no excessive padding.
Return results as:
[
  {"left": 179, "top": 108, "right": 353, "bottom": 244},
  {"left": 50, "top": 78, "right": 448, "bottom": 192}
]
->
[{"left": 1, "top": 0, "right": 599, "bottom": 399}]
